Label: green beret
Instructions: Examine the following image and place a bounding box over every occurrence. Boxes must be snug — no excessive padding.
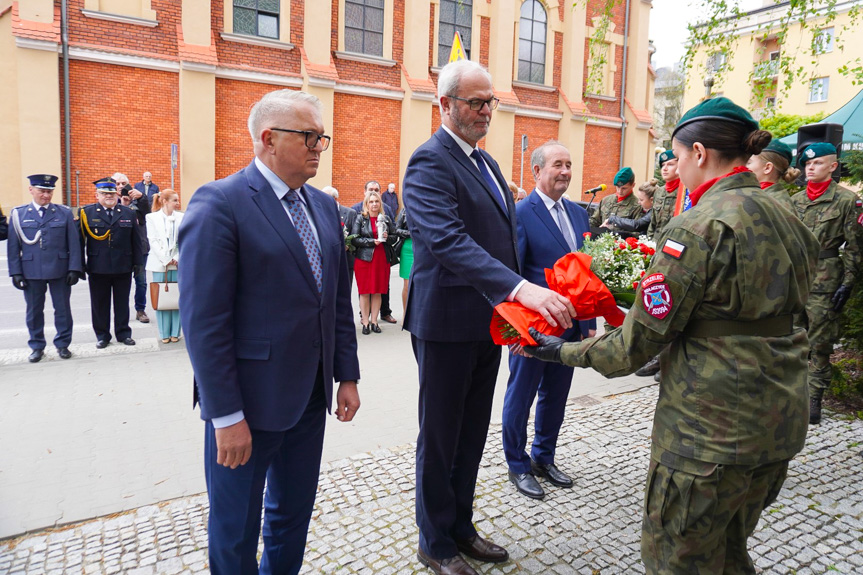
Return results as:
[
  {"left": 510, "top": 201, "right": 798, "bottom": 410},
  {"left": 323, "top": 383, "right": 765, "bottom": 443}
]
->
[
  {"left": 762, "top": 139, "right": 793, "bottom": 163},
  {"left": 672, "top": 97, "right": 760, "bottom": 140},
  {"left": 798, "top": 142, "right": 838, "bottom": 167},
  {"left": 613, "top": 167, "right": 635, "bottom": 186},
  {"left": 658, "top": 150, "right": 676, "bottom": 167}
]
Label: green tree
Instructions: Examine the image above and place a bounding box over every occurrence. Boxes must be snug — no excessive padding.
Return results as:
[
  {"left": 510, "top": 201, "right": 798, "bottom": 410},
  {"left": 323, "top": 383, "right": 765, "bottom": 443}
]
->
[{"left": 759, "top": 112, "right": 826, "bottom": 138}]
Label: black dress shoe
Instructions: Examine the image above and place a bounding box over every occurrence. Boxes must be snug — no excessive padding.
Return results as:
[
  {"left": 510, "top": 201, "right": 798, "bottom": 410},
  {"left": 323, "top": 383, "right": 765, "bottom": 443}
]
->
[
  {"left": 28, "top": 349, "right": 44, "bottom": 363},
  {"left": 370, "top": 323, "right": 382, "bottom": 333},
  {"left": 96, "top": 340, "right": 110, "bottom": 349},
  {"left": 362, "top": 324, "right": 371, "bottom": 335},
  {"left": 122, "top": 338, "right": 136, "bottom": 346},
  {"left": 654, "top": 371, "right": 661, "bottom": 383},
  {"left": 635, "top": 355, "right": 660, "bottom": 377},
  {"left": 531, "top": 460, "right": 573, "bottom": 488},
  {"left": 455, "top": 535, "right": 509, "bottom": 563},
  {"left": 417, "top": 548, "right": 478, "bottom": 575},
  {"left": 56, "top": 347, "right": 72, "bottom": 360},
  {"left": 508, "top": 470, "right": 544, "bottom": 499}
]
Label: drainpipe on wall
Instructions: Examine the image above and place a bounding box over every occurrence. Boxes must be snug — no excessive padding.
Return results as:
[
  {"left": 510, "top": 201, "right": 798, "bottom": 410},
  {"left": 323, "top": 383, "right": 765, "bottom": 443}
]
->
[
  {"left": 618, "top": 0, "right": 631, "bottom": 170},
  {"left": 61, "top": 0, "right": 72, "bottom": 206}
]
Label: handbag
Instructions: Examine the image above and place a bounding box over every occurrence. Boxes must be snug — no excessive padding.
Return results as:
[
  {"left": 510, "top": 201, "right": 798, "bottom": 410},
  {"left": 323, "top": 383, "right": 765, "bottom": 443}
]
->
[
  {"left": 384, "top": 241, "right": 400, "bottom": 266},
  {"left": 150, "top": 266, "right": 179, "bottom": 311}
]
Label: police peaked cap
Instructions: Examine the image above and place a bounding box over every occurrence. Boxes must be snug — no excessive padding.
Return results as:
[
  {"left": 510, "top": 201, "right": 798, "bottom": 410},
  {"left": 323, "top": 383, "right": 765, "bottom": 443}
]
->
[
  {"left": 93, "top": 177, "right": 118, "bottom": 191},
  {"left": 28, "top": 174, "right": 58, "bottom": 189},
  {"left": 672, "top": 97, "right": 760, "bottom": 140}
]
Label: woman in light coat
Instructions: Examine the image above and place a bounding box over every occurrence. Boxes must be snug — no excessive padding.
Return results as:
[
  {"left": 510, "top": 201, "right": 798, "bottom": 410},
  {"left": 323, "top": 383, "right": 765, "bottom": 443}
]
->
[{"left": 145, "top": 189, "right": 183, "bottom": 343}]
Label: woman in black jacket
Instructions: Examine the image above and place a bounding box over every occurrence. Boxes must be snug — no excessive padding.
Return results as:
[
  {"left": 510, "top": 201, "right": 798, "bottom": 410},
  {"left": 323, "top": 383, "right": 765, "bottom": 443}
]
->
[
  {"left": 351, "top": 191, "right": 396, "bottom": 334},
  {"left": 602, "top": 179, "right": 658, "bottom": 235}
]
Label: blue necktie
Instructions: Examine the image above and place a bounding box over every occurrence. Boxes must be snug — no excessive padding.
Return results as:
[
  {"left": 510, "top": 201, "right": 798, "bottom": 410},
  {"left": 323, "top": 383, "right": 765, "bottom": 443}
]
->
[
  {"left": 283, "top": 189, "right": 322, "bottom": 293},
  {"left": 470, "top": 149, "right": 506, "bottom": 211},
  {"left": 553, "top": 202, "right": 577, "bottom": 251}
]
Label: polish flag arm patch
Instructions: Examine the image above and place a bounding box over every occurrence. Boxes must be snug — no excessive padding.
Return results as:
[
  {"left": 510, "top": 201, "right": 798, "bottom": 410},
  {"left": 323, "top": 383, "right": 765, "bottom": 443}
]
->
[{"left": 662, "top": 239, "right": 686, "bottom": 259}]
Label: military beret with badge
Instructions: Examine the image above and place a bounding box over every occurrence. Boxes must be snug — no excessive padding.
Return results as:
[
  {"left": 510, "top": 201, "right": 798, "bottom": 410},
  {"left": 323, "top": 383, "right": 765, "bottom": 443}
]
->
[
  {"left": 672, "top": 96, "right": 760, "bottom": 140},
  {"left": 613, "top": 167, "right": 635, "bottom": 186},
  {"left": 797, "top": 142, "right": 838, "bottom": 168},
  {"left": 658, "top": 150, "right": 676, "bottom": 167}
]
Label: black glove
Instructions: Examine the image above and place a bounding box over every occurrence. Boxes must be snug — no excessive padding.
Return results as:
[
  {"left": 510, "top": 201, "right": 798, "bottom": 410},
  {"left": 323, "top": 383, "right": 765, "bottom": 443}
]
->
[
  {"left": 133, "top": 265, "right": 144, "bottom": 277},
  {"left": 65, "top": 271, "right": 79, "bottom": 286},
  {"left": 12, "top": 275, "right": 27, "bottom": 290},
  {"left": 831, "top": 284, "right": 852, "bottom": 312},
  {"left": 523, "top": 328, "right": 566, "bottom": 363}
]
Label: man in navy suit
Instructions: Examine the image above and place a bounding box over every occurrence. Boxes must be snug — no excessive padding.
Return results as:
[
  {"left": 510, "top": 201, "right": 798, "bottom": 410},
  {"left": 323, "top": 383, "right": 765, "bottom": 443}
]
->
[
  {"left": 133, "top": 171, "right": 160, "bottom": 201},
  {"left": 502, "top": 142, "right": 594, "bottom": 500},
  {"left": 403, "top": 60, "right": 575, "bottom": 575},
  {"left": 8, "top": 174, "right": 84, "bottom": 362},
  {"left": 178, "top": 90, "right": 361, "bottom": 575}
]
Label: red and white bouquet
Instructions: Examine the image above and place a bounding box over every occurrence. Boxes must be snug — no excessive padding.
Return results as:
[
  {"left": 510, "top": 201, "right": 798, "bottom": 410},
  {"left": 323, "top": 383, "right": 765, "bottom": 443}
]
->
[{"left": 490, "top": 232, "right": 655, "bottom": 346}]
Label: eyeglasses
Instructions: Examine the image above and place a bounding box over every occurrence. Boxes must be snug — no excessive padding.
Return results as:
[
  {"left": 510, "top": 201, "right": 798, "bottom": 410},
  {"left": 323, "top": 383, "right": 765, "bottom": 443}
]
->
[
  {"left": 270, "top": 128, "right": 331, "bottom": 151},
  {"left": 446, "top": 95, "right": 500, "bottom": 111}
]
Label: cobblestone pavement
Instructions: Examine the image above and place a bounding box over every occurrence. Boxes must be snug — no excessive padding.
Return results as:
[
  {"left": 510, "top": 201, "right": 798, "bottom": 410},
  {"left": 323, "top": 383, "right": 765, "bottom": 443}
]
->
[{"left": 2, "top": 386, "right": 862, "bottom": 574}]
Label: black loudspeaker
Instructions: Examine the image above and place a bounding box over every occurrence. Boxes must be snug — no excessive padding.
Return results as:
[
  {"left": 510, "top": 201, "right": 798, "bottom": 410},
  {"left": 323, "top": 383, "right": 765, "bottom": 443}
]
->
[{"left": 796, "top": 122, "right": 844, "bottom": 182}]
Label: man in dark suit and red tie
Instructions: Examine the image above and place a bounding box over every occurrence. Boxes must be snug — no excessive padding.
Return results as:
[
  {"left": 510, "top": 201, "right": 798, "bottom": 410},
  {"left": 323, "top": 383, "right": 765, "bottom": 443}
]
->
[
  {"left": 403, "top": 60, "right": 576, "bottom": 575},
  {"left": 179, "top": 90, "right": 361, "bottom": 575},
  {"left": 502, "top": 141, "right": 594, "bottom": 500}
]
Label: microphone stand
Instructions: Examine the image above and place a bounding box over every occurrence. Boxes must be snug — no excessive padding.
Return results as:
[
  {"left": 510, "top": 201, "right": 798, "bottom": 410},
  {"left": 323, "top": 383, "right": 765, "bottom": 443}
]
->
[{"left": 585, "top": 188, "right": 600, "bottom": 215}]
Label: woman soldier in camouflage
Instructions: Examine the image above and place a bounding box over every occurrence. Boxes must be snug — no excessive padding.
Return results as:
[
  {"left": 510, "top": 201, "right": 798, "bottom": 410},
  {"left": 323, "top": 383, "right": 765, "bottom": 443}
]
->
[
  {"left": 525, "top": 97, "right": 820, "bottom": 574},
  {"left": 746, "top": 138, "right": 799, "bottom": 211}
]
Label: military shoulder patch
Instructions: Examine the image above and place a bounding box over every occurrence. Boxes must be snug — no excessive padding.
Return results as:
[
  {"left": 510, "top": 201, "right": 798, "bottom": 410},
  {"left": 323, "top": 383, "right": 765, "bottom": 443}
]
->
[
  {"left": 856, "top": 199, "right": 863, "bottom": 209},
  {"left": 641, "top": 273, "right": 665, "bottom": 289},
  {"left": 642, "top": 282, "right": 673, "bottom": 319},
  {"left": 661, "top": 239, "right": 686, "bottom": 259},
  {"left": 858, "top": 212, "right": 863, "bottom": 226}
]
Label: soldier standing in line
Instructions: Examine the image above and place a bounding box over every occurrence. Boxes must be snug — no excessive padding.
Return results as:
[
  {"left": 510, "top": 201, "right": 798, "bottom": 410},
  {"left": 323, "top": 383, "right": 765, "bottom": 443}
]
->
[
  {"left": 589, "top": 166, "right": 643, "bottom": 229},
  {"left": 79, "top": 177, "right": 143, "bottom": 348},
  {"left": 525, "top": 98, "right": 820, "bottom": 573},
  {"left": 790, "top": 142, "right": 863, "bottom": 424},
  {"left": 647, "top": 150, "right": 688, "bottom": 240},
  {"left": 746, "top": 138, "right": 799, "bottom": 211},
  {"left": 7, "top": 174, "right": 84, "bottom": 362}
]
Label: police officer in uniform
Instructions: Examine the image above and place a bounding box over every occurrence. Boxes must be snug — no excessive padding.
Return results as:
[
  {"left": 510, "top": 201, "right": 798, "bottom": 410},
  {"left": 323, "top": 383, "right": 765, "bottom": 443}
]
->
[
  {"left": 525, "top": 98, "right": 820, "bottom": 574},
  {"left": 589, "top": 166, "right": 643, "bottom": 228},
  {"left": 7, "top": 174, "right": 84, "bottom": 362},
  {"left": 79, "top": 177, "right": 143, "bottom": 348},
  {"left": 790, "top": 142, "right": 863, "bottom": 424}
]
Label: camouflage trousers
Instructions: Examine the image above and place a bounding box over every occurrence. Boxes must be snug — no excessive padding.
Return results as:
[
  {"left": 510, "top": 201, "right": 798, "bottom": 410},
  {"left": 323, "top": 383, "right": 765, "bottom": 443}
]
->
[
  {"left": 641, "top": 456, "right": 789, "bottom": 574},
  {"left": 803, "top": 293, "right": 840, "bottom": 392}
]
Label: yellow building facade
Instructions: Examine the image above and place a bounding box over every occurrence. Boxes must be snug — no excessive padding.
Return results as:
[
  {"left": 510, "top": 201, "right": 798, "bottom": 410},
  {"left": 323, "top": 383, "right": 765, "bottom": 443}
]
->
[{"left": 684, "top": 0, "right": 863, "bottom": 121}]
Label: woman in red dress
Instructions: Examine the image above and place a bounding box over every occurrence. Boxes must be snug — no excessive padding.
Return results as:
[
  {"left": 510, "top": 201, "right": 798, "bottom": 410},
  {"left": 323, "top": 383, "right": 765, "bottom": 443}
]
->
[{"left": 351, "top": 191, "right": 396, "bottom": 334}]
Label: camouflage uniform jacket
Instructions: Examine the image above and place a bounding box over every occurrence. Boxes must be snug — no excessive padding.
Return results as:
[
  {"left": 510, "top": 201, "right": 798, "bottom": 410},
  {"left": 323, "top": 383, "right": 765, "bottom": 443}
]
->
[
  {"left": 589, "top": 191, "right": 642, "bottom": 228},
  {"left": 762, "top": 182, "right": 795, "bottom": 212},
  {"left": 790, "top": 181, "right": 863, "bottom": 294},
  {"left": 563, "top": 172, "right": 819, "bottom": 471},
  {"left": 647, "top": 184, "right": 679, "bottom": 240}
]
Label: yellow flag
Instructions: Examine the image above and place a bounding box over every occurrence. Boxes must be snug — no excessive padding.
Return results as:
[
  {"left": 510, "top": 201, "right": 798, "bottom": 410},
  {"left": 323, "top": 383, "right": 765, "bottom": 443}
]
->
[{"left": 448, "top": 31, "right": 467, "bottom": 63}]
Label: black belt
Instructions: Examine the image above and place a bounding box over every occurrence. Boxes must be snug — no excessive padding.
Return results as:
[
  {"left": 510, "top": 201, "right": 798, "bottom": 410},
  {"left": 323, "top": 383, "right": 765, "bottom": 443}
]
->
[
  {"left": 819, "top": 248, "right": 839, "bottom": 259},
  {"left": 684, "top": 315, "right": 794, "bottom": 338}
]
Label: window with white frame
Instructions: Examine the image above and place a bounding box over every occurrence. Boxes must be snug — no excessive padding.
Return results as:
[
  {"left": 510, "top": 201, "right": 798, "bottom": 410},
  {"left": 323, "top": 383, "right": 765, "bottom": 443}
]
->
[
  {"left": 345, "top": 0, "right": 385, "bottom": 56},
  {"left": 438, "top": 0, "right": 472, "bottom": 67},
  {"left": 809, "top": 77, "right": 830, "bottom": 103},
  {"left": 708, "top": 51, "right": 726, "bottom": 73},
  {"left": 518, "top": 0, "right": 547, "bottom": 84},
  {"left": 815, "top": 27, "right": 834, "bottom": 54},
  {"left": 233, "top": 0, "right": 279, "bottom": 39}
]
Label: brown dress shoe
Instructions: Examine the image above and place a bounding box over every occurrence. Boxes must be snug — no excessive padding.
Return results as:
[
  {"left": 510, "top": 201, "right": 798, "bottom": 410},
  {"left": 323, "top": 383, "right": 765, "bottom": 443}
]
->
[
  {"left": 417, "top": 549, "right": 478, "bottom": 575},
  {"left": 136, "top": 310, "right": 150, "bottom": 323},
  {"left": 381, "top": 314, "right": 397, "bottom": 324},
  {"left": 455, "top": 534, "right": 509, "bottom": 563}
]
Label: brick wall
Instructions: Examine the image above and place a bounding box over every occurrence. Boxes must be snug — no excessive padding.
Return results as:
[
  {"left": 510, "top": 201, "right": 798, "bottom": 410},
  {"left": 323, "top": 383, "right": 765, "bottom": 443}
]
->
[
  {"left": 211, "top": 0, "right": 302, "bottom": 74},
  {"left": 582, "top": 0, "right": 627, "bottom": 117},
  {"left": 581, "top": 124, "right": 621, "bottom": 202},
  {"left": 479, "top": 16, "right": 489, "bottom": 68},
  {"left": 65, "top": 0, "right": 180, "bottom": 58},
  {"left": 64, "top": 60, "right": 179, "bottom": 207},
  {"left": 512, "top": 116, "right": 559, "bottom": 187},
  {"left": 214, "top": 79, "right": 299, "bottom": 181},
  {"left": 331, "top": 94, "right": 402, "bottom": 207}
]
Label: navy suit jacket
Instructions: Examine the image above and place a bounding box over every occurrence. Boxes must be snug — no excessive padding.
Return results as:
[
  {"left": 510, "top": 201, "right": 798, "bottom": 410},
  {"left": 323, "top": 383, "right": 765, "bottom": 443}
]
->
[
  {"left": 403, "top": 128, "right": 521, "bottom": 342},
  {"left": 134, "top": 181, "right": 160, "bottom": 201},
  {"left": 8, "top": 203, "right": 83, "bottom": 280},
  {"left": 179, "top": 161, "right": 360, "bottom": 432},
  {"left": 516, "top": 189, "right": 594, "bottom": 336}
]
